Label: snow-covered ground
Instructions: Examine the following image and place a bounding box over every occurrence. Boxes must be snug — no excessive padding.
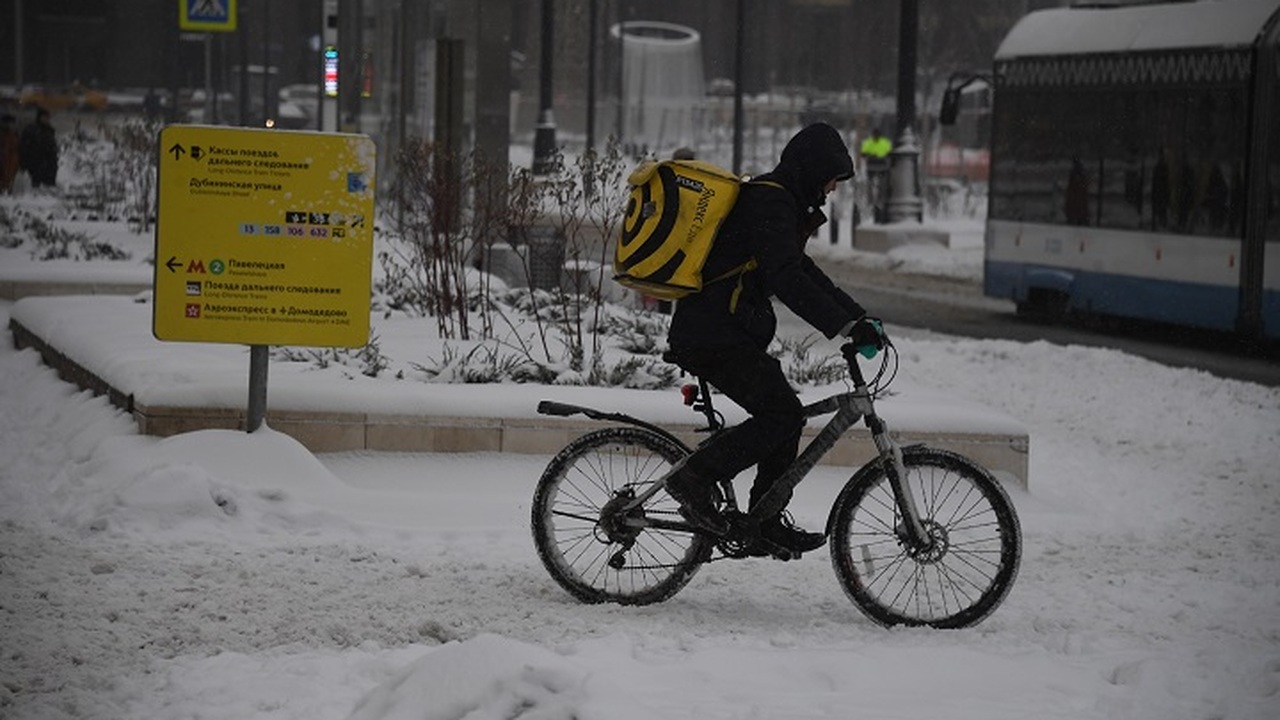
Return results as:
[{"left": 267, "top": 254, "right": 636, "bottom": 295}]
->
[
  {"left": 4, "top": 295, "right": 1280, "bottom": 720},
  {"left": 2, "top": 167, "right": 1280, "bottom": 719}
]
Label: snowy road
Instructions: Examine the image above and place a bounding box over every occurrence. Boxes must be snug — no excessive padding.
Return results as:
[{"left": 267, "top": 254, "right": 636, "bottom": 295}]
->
[{"left": 811, "top": 253, "right": 1280, "bottom": 388}]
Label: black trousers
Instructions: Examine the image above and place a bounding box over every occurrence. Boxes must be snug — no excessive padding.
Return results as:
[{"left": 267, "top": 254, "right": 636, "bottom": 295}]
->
[{"left": 669, "top": 345, "right": 805, "bottom": 512}]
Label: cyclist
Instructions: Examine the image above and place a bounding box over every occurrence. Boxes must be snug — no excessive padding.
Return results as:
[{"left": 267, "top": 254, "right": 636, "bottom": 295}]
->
[{"left": 664, "top": 122, "right": 885, "bottom": 558}]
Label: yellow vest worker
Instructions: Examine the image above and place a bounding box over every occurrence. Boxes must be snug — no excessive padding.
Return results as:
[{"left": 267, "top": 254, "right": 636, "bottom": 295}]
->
[{"left": 860, "top": 129, "right": 892, "bottom": 165}]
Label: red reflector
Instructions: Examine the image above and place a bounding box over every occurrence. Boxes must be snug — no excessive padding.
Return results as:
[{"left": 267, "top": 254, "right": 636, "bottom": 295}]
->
[{"left": 680, "top": 384, "right": 698, "bottom": 406}]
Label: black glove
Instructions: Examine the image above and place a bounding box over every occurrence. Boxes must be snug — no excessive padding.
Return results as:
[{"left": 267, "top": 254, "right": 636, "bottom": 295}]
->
[{"left": 846, "top": 317, "right": 886, "bottom": 358}]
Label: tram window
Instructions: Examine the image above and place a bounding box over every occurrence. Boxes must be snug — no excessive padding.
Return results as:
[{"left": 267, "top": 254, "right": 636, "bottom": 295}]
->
[{"left": 991, "top": 72, "right": 1249, "bottom": 239}]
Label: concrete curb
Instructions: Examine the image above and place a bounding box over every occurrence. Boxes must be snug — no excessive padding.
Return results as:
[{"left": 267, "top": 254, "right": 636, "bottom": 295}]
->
[{"left": 10, "top": 316, "right": 1030, "bottom": 489}]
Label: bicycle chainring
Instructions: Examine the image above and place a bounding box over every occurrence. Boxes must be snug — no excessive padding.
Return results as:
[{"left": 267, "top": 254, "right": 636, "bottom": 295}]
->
[{"left": 714, "top": 511, "right": 759, "bottom": 559}]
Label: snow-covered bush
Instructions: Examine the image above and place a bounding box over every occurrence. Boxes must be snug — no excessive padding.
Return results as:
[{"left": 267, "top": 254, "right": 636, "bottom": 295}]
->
[{"left": 0, "top": 203, "right": 130, "bottom": 261}]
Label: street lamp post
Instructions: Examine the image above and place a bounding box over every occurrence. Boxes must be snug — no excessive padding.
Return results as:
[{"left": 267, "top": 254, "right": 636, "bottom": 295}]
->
[
  {"left": 532, "top": 0, "right": 558, "bottom": 175},
  {"left": 886, "top": 0, "right": 923, "bottom": 222},
  {"left": 586, "top": 0, "right": 598, "bottom": 154},
  {"left": 732, "top": 0, "right": 745, "bottom": 176}
]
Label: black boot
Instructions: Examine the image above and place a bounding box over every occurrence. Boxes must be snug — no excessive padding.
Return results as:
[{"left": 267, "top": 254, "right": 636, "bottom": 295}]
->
[
  {"left": 751, "top": 513, "right": 826, "bottom": 558},
  {"left": 666, "top": 467, "right": 729, "bottom": 535}
]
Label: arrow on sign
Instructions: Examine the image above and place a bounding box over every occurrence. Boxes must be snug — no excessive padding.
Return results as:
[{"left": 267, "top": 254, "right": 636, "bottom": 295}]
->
[
  {"left": 168, "top": 144, "right": 186, "bottom": 161},
  {"left": 166, "top": 256, "right": 183, "bottom": 273}
]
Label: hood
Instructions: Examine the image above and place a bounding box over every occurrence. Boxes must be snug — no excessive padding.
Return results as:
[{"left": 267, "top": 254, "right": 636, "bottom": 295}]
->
[{"left": 775, "top": 122, "right": 855, "bottom": 206}]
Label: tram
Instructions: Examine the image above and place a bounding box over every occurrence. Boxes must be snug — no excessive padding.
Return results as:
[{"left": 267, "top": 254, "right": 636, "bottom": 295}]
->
[{"left": 977, "top": 0, "right": 1280, "bottom": 341}]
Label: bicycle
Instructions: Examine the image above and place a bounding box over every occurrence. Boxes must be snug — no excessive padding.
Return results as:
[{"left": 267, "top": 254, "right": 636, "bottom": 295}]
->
[{"left": 530, "top": 336, "right": 1022, "bottom": 629}]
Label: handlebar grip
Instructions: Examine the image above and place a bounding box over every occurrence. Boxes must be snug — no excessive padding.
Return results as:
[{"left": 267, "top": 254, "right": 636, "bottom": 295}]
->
[
  {"left": 847, "top": 318, "right": 885, "bottom": 359},
  {"left": 841, "top": 340, "right": 879, "bottom": 361}
]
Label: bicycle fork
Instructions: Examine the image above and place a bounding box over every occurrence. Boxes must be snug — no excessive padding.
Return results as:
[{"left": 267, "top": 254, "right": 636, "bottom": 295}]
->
[{"left": 865, "top": 412, "right": 932, "bottom": 550}]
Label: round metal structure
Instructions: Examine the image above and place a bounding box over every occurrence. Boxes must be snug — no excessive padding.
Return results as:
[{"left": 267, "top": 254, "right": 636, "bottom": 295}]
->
[{"left": 610, "top": 21, "right": 705, "bottom": 153}]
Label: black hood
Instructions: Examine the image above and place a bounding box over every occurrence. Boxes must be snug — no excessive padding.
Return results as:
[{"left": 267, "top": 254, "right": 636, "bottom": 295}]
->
[{"left": 774, "top": 122, "right": 855, "bottom": 206}]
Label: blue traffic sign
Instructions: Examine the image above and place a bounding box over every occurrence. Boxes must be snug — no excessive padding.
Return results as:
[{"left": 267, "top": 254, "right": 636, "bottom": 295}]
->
[{"left": 180, "top": 0, "right": 237, "bottom": 32}]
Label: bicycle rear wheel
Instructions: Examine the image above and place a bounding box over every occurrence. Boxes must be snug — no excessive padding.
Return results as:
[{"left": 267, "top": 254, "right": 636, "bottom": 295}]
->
[
  {"left": 532, "top": 426, "right": 714, "bottom": 605},
  {"left": 829, "top": 446, "right": 1021, "bottom": 628}
]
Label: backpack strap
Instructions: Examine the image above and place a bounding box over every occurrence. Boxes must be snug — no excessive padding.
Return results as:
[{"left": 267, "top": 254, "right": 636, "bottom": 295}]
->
[{"left": 725, "top": 258, "right": 758, "bottom": 314}]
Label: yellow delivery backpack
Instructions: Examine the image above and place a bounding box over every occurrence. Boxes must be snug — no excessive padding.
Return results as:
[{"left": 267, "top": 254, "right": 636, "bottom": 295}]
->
[{"left": 614, "top": 159, "right": 771, "bottom": 301}]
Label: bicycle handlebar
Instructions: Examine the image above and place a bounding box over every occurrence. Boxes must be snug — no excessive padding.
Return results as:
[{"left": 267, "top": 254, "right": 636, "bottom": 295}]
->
[{"left": 840, "top": 342, "right": 871, "bottom": 388}]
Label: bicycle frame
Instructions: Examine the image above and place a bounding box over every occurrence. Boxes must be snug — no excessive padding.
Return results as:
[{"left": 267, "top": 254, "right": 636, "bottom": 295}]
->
[
  {"left": 539, "top": 343, "right": 932, "bottom": 550},
  {"left": 749, "top": 345, "right": 931, "bottom": 548}
]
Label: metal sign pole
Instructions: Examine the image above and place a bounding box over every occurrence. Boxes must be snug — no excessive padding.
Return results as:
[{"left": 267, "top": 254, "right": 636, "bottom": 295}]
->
[{"left": 247, "top": 344, "right": 268, "bottom": 432}]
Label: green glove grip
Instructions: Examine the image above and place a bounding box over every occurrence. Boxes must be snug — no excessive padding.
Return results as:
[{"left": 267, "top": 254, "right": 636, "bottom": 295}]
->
[{"left": 855, "top": 319, "right": 883, "bottom": 359}]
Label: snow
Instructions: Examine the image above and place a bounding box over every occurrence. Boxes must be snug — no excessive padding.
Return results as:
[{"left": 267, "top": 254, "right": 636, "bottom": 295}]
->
[{"left": 3, "top": 190, "right": 1280, "bottom": 719}]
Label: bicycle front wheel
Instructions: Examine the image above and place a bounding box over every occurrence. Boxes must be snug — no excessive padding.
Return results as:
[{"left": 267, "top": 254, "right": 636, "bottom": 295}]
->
[
  {"left": 531, "top": 426, "right": 714, "bottom": 605},
  {"left": 829, "top": 446, "right": 1022, "bottom": 628}
]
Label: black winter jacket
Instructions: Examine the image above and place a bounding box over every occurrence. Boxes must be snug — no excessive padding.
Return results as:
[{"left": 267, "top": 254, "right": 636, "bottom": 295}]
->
[{"left": 667, "top": 123, "right": 865, "bottom": 351}]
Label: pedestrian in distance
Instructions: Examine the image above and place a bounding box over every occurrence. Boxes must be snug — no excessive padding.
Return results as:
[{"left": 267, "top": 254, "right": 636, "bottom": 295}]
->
[
  {"left": 143, "top": 88, "right": 162, "bottom": 122},
  {"left": 663, "top": 122, "right": 886, "bottom": 559},
  {"left": 859, "top": 126, "right": 892, "bottom": 172},
  {"left": 19, "top": 107, "right": 59, "bottom": 189},
  {"left": 859, "top": 126, "right": 893, "bottom": 224},
  {"left": 0, "top": 114, "right": 20, "bottom": 194}
]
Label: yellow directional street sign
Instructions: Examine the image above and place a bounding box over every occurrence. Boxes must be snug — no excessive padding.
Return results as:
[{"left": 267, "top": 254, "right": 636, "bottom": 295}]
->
[
  {"left": 154, "top": 125, "right": 376, "bottom": 347},
  {"left": 180, "top": 0, "right": 238, "bottom": 32}
]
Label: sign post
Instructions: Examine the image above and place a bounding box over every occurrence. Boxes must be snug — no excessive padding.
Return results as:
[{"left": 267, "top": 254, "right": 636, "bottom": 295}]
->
[
  {"left": 155, "top": 125, "right": 376, "bottom": 431},
  {"left": 321, "top": 0, "right": 339, "bottom": 132}
]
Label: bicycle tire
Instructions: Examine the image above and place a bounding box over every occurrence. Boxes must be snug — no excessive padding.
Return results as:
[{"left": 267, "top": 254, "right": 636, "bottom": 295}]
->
[
  {"left": 828, "top": 446, "right": 1021, "bottom": 628},
  {"left": 531, "top": 426, "right": 714, "bottom": 605}
]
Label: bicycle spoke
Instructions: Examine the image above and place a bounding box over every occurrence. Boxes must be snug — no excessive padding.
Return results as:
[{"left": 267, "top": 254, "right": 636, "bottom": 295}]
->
[{"left": 549, "top": 508, "right": 600, "bottom": 525}]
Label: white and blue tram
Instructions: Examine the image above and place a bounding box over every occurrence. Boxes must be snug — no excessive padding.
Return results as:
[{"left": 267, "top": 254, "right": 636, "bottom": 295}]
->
[{"left": 982, "top": 0, "right": 1280, "bottom": 341}]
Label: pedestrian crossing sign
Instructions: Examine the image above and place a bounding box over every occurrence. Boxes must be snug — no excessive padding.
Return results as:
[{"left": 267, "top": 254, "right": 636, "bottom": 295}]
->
[{"left": 180, "top": 0, "right": 237, "bottom": 32}]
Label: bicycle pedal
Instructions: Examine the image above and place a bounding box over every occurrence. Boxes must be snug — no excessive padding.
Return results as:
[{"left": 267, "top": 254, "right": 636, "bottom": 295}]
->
[{"left": 746, "top": 538, "right": 800, "bottom": 562}]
